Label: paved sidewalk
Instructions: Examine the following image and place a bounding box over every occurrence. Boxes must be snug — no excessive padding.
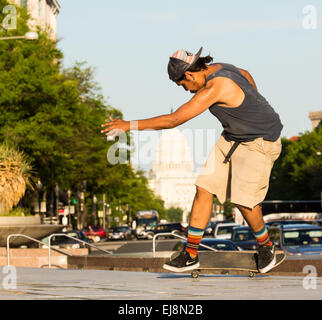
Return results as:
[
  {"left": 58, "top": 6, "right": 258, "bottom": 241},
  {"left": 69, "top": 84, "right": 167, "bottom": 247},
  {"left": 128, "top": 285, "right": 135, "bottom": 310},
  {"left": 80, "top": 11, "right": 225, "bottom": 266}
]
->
[{"left": 0, "top": 267, "right": 321, "bottom": 300}]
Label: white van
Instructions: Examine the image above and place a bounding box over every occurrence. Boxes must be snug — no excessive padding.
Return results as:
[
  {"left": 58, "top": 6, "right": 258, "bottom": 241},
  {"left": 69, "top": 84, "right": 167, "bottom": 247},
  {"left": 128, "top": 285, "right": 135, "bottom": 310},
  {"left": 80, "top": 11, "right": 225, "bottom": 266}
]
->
[{"left": 214, "top": 223, "right": 239, "bottom": 239}]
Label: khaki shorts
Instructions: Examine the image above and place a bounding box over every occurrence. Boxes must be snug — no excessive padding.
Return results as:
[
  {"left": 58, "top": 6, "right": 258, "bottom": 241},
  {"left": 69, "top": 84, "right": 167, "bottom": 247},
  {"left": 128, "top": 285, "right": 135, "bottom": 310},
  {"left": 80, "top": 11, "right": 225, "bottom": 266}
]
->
[{"left": 194, "top": 136, "right": 282, "bottom": 209}]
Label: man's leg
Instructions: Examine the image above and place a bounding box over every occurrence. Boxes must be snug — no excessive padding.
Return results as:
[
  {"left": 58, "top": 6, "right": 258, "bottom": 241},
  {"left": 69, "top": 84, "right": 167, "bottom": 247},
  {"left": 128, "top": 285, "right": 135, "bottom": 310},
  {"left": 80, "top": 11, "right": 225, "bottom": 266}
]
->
[
  {"left": 189, "top": 186, "right": 214, "bottom": 229},
  {"left": 235, "top": 204, "right": 265, "bottom": 233},
  {"left": 185, "top": 186, "right": 214, "bottom": 258},
  {"left": 163, "top": 186, "right": 213, "bottom": 272},
  {"left": 235, "top": 204, "right": 272, "bottom": 245},
  {"left": 236, "top": 204, "right": 275, "bottom": 273}
]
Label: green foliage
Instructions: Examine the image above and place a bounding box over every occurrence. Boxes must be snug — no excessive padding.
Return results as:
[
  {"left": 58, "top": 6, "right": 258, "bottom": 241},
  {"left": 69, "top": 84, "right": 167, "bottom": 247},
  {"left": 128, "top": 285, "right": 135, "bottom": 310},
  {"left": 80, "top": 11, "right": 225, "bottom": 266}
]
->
[
  {"left": 165, "top": 207, "right": 183, "bottom": 222},
  {"left": 213, "top": 197, "right": 233, "bottom": 219},
  {"left": 3, "top": 207, "right": 32, "bottom": 216},
  {"left": 267, "top": 127, "right": 322, "bottom": 200},
  {"left": 0, "top": 1, "right": 166, "bottom": 222}
]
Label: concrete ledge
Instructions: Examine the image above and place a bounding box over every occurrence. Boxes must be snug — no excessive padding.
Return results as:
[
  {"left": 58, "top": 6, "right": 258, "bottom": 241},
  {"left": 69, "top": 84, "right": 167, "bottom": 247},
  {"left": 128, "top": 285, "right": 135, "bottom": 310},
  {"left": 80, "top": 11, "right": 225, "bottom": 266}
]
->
[
  {"left": 68, "top": 255, "right": 322, "bottom": 276},
  {"left": 272, "top": 259, "right": 322, "bottom": 276},
  {"left": 0, "top": 248, "right": 88, "bottom": 269},
  {"left": 68, "top": 255, "right": 169, "bottom": 272}
]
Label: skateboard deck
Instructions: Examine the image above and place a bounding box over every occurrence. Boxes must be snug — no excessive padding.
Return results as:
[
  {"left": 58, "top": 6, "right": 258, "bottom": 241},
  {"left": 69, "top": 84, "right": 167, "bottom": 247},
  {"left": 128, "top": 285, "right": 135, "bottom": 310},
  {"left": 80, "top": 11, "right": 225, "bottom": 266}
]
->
[{"left": 191, "top": 250, "right": 286, "bottom": 278}]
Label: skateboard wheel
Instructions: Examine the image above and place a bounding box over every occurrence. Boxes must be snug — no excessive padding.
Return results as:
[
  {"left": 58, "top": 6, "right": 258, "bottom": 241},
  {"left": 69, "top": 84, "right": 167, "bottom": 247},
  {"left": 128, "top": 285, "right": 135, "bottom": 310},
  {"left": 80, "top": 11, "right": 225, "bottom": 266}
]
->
[
  {"left": 191, "top": 270, "right": 200, "bottom": 279},
  {"left": 248, "top": 271, "right": 256, "bottom": 278}
]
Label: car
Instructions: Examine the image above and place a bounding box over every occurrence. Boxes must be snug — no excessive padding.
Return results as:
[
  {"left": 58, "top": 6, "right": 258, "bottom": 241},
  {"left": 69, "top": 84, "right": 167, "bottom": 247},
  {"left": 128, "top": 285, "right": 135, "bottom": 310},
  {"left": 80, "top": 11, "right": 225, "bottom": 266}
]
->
[
  {"left": 268, "top": 224, "right": 322, "bottom": 256},
  {"left": 265, "top": 220, "right": 316, "bottom": 227},
  {"left": 41, "top": 230, "right": 93, "bottom": 252},
  {"left": 82, "top": 225, "right": 107, "bottom": 242},
  {"left": 137, "top": 222, "right": 187, "bottom": 240},
  {"left": 108, "top": 226, "right": 132, "bottom": 241},
  {"left": 204, "top": 220, "right": 236, "bottom": 236},
  {"left": 213, "top": 223, "right": 240, "bottom": 239},
  {"left": 181, "top": 238, "right": 240, "bottom": 252},
  {"left": 204, "top": 221, "right": 217, "bottom": 236},
  {"left": 231, "top": 226, "right": 258, "bottom": 250}
]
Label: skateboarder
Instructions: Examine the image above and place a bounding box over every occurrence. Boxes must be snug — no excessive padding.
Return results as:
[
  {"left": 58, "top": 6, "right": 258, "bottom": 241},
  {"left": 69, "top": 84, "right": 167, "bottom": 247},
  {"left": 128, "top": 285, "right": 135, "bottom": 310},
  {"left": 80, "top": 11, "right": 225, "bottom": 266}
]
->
[{"left": 101, "top": 47, "right": 283, "bottom": 274}]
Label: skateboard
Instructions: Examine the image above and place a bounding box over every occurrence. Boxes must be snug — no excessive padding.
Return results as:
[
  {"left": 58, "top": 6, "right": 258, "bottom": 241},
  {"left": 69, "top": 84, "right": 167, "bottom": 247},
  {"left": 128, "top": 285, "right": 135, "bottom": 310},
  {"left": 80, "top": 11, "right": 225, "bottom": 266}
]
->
[{"left": 190, "top": 250, "right": 286, "bottom": 278}]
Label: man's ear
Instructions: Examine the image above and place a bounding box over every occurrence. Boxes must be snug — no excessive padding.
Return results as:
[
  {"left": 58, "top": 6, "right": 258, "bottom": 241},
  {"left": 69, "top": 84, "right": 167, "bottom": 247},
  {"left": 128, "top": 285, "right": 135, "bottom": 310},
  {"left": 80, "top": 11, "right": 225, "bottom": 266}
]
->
[{"left": 185, "top": 72, "right": 195, "bottom": 81}]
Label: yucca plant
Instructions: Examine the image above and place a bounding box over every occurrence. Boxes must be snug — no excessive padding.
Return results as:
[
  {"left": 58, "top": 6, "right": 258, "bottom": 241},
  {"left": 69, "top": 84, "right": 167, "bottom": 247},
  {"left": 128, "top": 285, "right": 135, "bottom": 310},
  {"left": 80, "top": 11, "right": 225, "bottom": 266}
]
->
[{"left": 0, "top": 144, "right": 33, "bottom": 215}]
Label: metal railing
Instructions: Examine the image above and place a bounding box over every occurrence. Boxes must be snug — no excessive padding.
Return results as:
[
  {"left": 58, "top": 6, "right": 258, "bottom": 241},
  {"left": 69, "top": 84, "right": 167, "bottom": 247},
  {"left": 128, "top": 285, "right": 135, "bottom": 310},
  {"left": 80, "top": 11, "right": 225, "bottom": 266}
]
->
[
  {"left": 48, "top": 233, "right": 113, "bottom": 268},
  {"left": 6, "top": 234, "right": 71, "bottom": 266},
  {"left": 7, "top": 233, "right": 113, "bottom": 268},
  {"left": 152, "top": 232, "right": 218, "bottom": 257}
]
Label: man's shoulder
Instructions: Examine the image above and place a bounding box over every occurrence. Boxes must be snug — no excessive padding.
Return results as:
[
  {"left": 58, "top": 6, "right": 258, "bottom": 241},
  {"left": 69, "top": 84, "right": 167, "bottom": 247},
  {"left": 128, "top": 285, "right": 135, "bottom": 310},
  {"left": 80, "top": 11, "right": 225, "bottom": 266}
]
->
[{"left": 204, "top": 74, "right": 238, "bottom": 90}]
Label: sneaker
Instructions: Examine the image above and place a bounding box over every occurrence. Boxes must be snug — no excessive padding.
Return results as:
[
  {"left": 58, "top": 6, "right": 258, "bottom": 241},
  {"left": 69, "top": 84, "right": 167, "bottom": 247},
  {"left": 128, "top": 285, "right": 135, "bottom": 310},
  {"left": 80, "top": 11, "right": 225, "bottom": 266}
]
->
[
  {"left": 258, "top": 244, "right": 276, "bottom": 273},
  {"left": 163, "top": 250, "right": 200, "bottom": 272}
]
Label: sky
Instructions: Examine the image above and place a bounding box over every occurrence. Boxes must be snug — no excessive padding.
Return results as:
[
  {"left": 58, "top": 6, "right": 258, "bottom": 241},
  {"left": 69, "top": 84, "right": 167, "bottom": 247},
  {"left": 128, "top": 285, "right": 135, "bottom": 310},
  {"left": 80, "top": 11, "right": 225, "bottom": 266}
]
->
[{"left": 57, "top": 0, "right": 322, "bottom": 171}]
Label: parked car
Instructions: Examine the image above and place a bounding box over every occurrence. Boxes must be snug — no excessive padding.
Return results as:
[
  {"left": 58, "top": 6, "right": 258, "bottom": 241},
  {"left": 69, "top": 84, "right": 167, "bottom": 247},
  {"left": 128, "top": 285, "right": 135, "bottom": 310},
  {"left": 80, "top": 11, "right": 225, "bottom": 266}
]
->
[
  {"left": 182, "top": 238, "right": 240, "bottom": 251},
  {"left": 268, "top": 224, "right": 322, "bottom": 256},
  {"left": 41, "top": 230, "right": 93, "bottom": 252},
  {"left": 204, "top": 222, "right": 217, "bottom": 236},
  {"left": 82, "top": 225, "right": 107, "bottom": 242},
  {"left": 204, "top": 220, "right": 236, "bottom": 236},
  {"left": 139, "top": 223, "right": 186, "bottom": 240},
  {"left": 108, "top": 226, "right": 132, "bottom": 241},
  {"left": 231, "top": 226, "right": 258, "bottom": 250},
  {"left": 266, "top": 220, "right": 316, "bottom": 227},
  {"left": 214, "top": 223, "right": 239, "bottom": 239}
]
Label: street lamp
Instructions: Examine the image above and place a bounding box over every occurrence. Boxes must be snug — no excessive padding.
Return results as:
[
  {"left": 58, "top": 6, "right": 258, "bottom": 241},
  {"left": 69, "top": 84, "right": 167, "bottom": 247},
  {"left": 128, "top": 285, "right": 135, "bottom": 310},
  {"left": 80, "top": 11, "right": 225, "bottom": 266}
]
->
[
  {"left": 79, "top": 191, "right": 85, "bottom": 230},
  {"left": 0, "top": 31, "right": 39, "bottom": 41},
  {"left": 55, "top": 184, "right": 59, "bottom": 219},
  {"left": 125, "top": 203, "right": 130, "bottom": 224},
  {"left": 67, "top": 189, "right": 72, "bottom": 230},
  {"left": 36, "top": 180, "right": 42, "bottom": 219},
  {"left": 92, "top": 194, "right": 97, "bottom": 226}
]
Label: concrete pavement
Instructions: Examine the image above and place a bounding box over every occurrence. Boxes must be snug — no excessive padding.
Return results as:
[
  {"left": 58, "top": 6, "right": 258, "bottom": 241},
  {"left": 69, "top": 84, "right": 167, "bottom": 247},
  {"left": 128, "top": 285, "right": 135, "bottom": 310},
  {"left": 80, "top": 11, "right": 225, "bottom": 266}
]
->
[{"left": 0, "top": 267, "right": 321, "bottom": 300}]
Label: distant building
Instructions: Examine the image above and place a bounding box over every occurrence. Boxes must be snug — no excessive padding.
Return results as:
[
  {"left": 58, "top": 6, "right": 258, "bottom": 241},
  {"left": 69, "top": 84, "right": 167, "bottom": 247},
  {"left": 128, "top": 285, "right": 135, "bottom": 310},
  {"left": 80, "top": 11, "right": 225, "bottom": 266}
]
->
[
  {"left": 147, "top": 128, "right": 197, "bottom": 224},
  {"left": 289, "top": 110, "right": 321, "bottom": 142},
  {"left": 11, "top": 0, "right": 60, "bottom": 40},
  {"left": 289, "top": 136, "right": 300, "bottom": 142},
  {"left": 309, "top": 110, "right": 322, "bottom": 130}
]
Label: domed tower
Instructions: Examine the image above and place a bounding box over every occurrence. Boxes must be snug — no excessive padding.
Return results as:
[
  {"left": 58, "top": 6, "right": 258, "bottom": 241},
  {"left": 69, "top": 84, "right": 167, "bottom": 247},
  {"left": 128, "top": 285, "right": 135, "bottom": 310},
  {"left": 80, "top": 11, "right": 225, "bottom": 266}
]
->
[{"left": 148, "top": 128, "right": 197, "bottom": 224}]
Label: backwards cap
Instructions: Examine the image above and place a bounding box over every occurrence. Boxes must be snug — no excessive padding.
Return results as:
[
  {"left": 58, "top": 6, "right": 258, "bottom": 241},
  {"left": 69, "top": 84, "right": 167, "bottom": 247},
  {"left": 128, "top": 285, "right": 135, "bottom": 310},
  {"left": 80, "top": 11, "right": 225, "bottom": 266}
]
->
[{"left": 167, "top": 47, "right": 203, "bottom": 81}]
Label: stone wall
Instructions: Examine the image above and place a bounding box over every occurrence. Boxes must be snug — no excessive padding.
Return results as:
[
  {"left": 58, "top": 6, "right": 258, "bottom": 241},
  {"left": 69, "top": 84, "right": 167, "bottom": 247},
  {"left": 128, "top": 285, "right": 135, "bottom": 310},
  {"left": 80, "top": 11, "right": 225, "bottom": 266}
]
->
[{"left": 0, "top": 247, "right": 88, "bottom": 268}]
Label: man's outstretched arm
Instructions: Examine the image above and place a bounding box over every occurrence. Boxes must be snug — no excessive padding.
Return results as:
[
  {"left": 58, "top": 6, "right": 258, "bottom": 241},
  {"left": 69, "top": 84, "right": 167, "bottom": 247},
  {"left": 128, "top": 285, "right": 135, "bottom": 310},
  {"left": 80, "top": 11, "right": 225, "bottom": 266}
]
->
[{"left": 101, "top": 78, "right": 224, "bottom": 136}]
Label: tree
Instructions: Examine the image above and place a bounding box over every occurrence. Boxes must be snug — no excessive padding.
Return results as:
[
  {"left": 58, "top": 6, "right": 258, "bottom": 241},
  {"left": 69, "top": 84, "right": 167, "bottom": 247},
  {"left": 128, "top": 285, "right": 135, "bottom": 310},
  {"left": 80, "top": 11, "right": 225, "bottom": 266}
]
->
[
  {"left": 0, "top": 143, "right": 32, "bottom": 214},
  {"left": 165, "top": 207, "right": 183, "bottom": 222},
  {"left": 267, "top": 127, "right": 322, "bottom": 200},
  {"left": 281, "top": 127, "right": 322, "bottom": 200},
  {"left": 0, "top": 1, "right": 167, "bottom": 222}
]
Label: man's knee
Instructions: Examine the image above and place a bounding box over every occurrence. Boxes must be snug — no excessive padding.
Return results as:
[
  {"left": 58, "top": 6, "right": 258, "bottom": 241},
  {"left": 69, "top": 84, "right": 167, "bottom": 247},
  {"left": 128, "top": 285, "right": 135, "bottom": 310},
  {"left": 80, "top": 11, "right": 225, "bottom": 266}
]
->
[
  {"left": 195, "top": 186, "right": 213, "bottom": 200},
  {"left": 235, "top": 203, "right": 262, "bottom": 213}
]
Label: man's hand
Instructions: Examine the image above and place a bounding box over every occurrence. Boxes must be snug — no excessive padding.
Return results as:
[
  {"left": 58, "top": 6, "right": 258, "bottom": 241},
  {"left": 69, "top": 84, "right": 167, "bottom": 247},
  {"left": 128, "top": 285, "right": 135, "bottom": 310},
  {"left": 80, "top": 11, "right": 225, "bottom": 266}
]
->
[{"left": 101, "top": 117, "right": 130, "bottom": 137}]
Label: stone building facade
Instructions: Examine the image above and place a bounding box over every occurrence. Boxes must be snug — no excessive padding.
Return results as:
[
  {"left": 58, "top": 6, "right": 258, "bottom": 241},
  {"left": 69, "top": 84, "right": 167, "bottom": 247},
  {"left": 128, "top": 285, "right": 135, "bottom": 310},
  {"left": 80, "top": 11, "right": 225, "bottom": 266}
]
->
[
  {"left": 11, "top": 0, "right": 60, "bottom": 40},
  {"left": 147, "top": 128, "right": 197, "bottom": 224},
  {"left": 309, "top": 110, "right": 322, "bottom": 130}
]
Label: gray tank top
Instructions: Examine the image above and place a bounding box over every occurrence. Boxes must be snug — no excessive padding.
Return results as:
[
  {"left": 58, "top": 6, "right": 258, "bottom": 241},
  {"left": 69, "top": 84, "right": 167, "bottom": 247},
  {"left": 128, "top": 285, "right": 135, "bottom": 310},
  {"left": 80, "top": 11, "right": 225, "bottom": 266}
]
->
[{"left": 205, "top": 63, "right": 283, "bottom": 142}]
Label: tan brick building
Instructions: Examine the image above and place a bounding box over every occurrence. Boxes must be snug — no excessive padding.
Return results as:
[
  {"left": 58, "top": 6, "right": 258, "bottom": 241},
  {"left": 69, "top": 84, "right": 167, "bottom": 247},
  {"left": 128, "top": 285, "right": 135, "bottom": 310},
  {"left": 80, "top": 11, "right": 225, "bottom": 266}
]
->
[
  {"left": 11, "top": 0, "right": 60, "bottom": 40},
  {"left": 309, "top": 110, "right": 322, "bottom": 130}
]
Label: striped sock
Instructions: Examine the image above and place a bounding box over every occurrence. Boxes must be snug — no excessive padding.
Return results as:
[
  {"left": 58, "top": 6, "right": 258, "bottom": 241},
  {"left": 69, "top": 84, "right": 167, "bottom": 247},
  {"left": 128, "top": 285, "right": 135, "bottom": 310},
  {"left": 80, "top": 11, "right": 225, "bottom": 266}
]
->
[
  {"left": 253, "top": 225, "right": 272, "bottom": 246},
  {"left": 185, "top": 226, "right": 204, "bottom": 258}
]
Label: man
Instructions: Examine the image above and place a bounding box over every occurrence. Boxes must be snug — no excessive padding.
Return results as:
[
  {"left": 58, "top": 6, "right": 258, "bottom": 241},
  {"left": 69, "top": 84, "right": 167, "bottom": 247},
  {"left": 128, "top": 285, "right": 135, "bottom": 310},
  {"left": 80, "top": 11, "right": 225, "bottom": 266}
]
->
[{"left": 101, "top": 47, "right": 283, "bottom": 273}]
